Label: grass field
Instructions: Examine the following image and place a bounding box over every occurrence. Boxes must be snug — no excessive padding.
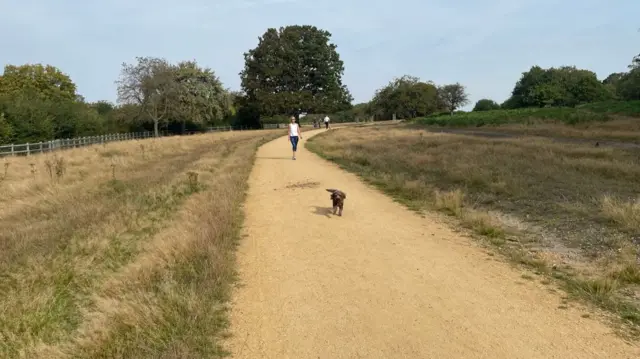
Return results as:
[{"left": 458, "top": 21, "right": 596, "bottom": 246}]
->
[
  {"left": 307, "top": 125, "right": 640, "bottom": 335},
  {"left": 0, "top": 130, "right": 281, "bottom": 358}
]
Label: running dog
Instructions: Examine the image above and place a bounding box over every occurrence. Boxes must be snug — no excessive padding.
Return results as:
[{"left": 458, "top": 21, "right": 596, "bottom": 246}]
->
[{"left": 326, "top": 189, "right": 347, "bottom": 216}]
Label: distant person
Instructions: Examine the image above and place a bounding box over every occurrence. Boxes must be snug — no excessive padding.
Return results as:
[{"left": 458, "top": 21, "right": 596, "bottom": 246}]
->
[
  {"left": 288, "top": 116, "right": 302, "bottom": 160},
  {"left": 324, "top": 115, "right": 330, "bottom": 129}
]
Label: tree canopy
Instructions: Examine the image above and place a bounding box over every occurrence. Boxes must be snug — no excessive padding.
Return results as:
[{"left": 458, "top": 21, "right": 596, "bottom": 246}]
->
[
  {"left": 438, "top": 83, "right": 470, "bottom": 114},
  {"left": 116, "top": 57, "right": 228, "bottom": 136},
  {"left": 369, "top": 75, "right": 441, "bottom": 120},
  {"left": 505, "top": 65, "right": 610, "bottom": 108},
  {"left": 473, "top": 99, "right": 501, "bottom": 111},
  {"left": 1, "top": 25, "right": 639, "bottom": 145},
  {"left": 239, "top": 25, "right": 353, "bottom": 122},
  {"left": 0, "top": 64, "right": 77, "bottom": 101}
]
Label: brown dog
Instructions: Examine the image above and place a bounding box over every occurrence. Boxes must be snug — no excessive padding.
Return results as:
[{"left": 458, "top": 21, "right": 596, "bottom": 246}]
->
[{"left": 326, "top": 189, "right": 346, "bottom": 216}]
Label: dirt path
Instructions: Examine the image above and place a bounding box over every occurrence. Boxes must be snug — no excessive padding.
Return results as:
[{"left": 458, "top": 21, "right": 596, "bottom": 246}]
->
[{"left": 227, "top": 129, "right": 640, "bottom": 359}]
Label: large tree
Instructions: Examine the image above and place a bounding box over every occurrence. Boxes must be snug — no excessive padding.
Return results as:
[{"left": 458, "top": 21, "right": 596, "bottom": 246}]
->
[
  {"left": 506, "top": 65, "right": 610, "bottom": 108},
  {"left": 117, "top": 57, "right": 231, "bottom": 136},
  {"left": 172, "top": 60, "right": 227, "bottom": 131},
  {"left": 0, "top": 64, "right": 77, "bottom": 101},
  {"left": 116, "top": 57, "right": 179, "bottom": 137},
  {"left": 240, "top": 25, "right": 353, "bottom": 121},
  {"left": 369, "top": 75, "right": 440, "bottom": 120},
  {"left": 438, "top": 83, "right": 470, "bottom": 114},
  {"left": 0, "top": 63, "right": 107, "bottom": 142}
]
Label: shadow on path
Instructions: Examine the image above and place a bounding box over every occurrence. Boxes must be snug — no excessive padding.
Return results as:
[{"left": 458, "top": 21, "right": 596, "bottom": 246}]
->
[{"left": 310, "top": 206, "right": 333, "bottom": 218}]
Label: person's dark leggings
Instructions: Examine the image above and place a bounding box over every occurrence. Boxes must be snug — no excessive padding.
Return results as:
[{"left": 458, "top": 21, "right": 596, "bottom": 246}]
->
[
  {"left": 325, "top": 122, "right": 329, "bottom": 129},
  {"left": 290, "top": 136, "right": 299, "bottom": 151}
]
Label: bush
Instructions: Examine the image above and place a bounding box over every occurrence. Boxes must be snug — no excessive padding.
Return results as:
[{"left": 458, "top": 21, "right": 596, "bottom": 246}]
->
[
  {"left": 415, "top": 107, "right": 611, "bottom": 127},
  {"left": 473, "top": 99, "right": 501, "bottom": 112},
  {"left": 578, "top": 100, "right": 640, "bottom": 117}
]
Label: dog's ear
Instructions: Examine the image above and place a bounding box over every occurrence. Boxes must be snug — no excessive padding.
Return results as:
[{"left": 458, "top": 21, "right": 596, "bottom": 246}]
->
[
  {"left": 326, "top": 188, "right": 337, "bottom": 193},
  {"left": 341, "top": 192, "right": 346, "bottom": 199}
]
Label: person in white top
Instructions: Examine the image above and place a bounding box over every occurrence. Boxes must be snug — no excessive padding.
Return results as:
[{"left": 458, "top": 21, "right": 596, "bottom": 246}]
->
[
  {"left": 288, "top": 116, "right": 303, "bottom": 160},
  {"left": 323, "top": 115, "right": 330, "bottom": 129}
]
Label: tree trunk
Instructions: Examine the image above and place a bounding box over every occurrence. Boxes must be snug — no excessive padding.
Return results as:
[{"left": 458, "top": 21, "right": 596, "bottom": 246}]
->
[{"left": 153, "top": 119, "right": 159, "bottom": 137}]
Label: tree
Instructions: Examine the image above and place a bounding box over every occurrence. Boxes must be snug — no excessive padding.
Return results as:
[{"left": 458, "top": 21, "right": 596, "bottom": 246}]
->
[
  {"left": 617, "top": 69, "right": 640, "bottom": 100},
  {"left": 473, "top": 99, "right": 500, "bottom": 111},
  {"left": 507, "top": 65, "right": 609, "bottom": 108},
  {"left": 438, "top": 83, "right": 470, "bottom": 114},
  {"left": 90, "top": 100, "right": 115, "bottom": 116},
  {"left": 500, "top": 96, "right": 519, "bottom": 109},
  {"left": 172, "top": 60, "right": 228, "bottom": 132},
  {"left": 240, "top": 25, "right": 353, "bottom": 121},
  {"left": 0, "top": 112, "right": 12, "bottom": 144},
  {"left": 116, "top": 57, "right": 179, "bottom": 137},
  {"left": 602, "top": 72, "right": 626, "bottom": 99},
  {"left": 0, "top": 64, "right": 77, "bottom": 101},
  {"left": 369, "top": 75, "right": 441, "bottom": 120},
  {"left": 629, "top": 54, "right": 640, "bottom": 70},
  {"left": 603, "top": 72, "right": 625, "bottom": 86},
  {"left": 0, "top": 91, "right": 55, "bottom": 142},
  {"left": 613, "top": 54, "right": 640, "bottom": 101}
]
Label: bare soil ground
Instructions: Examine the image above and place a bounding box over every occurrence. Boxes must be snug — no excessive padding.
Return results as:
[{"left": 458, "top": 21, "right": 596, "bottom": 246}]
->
[{"left": 227, "top": 129, "right": 640, "bottom": 358}]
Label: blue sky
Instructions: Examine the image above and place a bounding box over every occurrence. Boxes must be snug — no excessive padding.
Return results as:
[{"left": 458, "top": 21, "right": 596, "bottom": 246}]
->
[{"left": 1, "top": 0, "right": 638, "bottom": 110}]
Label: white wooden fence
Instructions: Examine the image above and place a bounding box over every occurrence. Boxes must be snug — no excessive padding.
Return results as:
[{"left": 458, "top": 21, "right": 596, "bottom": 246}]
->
[
  {"left": 0, "top": 131, "right": 153, "bottom": 157},
  {"left": 0, "top": 123, "right": 292, "bottom": 157}
]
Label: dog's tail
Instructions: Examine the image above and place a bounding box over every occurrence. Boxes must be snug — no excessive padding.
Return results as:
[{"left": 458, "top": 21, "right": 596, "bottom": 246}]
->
[{"left": 326, "top": 189, "right": 346, "bottom": 199}]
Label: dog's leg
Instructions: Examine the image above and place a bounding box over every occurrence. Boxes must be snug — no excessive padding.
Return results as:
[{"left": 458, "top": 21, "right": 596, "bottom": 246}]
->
[
  {"left": 332, "top": 205, "right": 337, "bottom": 215},
  {"left": 338, "top": 204, "right": 343, "bottom": 216}
]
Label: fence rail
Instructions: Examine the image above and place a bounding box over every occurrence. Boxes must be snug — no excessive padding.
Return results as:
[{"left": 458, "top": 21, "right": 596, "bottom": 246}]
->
[
  {"left": 0, "top": 131, "right": 153, "bottom": 157},
  {"left": 0, "top": 121, "right": 346, "bottom": 157}
]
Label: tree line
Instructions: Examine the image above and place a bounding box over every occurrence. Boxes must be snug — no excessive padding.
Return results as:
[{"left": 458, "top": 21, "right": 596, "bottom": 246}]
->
[
  {"left": 1, "top": 23, "right": 639, "bottom": 144},
  {"left": 347, "top": 52, "right": 640, "bottom": 121},
  {"left": 0, "top": 25, "right": 354, "bottom": 144}
]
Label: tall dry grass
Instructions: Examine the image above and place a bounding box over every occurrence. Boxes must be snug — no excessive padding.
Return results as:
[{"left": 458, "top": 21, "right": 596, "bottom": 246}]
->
[
  {"left": 0, "top": 130, "right": 281, "bottom": 358},
  {"left": 307, "top": 125, "right": 640, "bottom": 332},
  {"left": 420, "top": 117, "right": 640, "bottom": 143}
]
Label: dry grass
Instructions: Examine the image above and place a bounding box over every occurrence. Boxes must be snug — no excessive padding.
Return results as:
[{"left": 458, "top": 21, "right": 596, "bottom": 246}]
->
[
  {"left": 307, "top": 124, "right": 640, "bottom": 333},
  {"left": 0, "top": 129, "right": 281, "bottom": 358},
  {"left": 419, "top": 117, "right": 640, "bottom": 144},
  {"left": 601, "top": 195, "right": 640, "bottom": 231}
]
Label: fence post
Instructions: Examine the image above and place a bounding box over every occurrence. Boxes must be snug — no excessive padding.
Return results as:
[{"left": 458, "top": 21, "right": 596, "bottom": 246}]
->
[
  {"left": 11, "top": 144, "right": 14, "bottom": 156},
  {"left": 26, "top": 143, "right": 30, "bottom": 156}
]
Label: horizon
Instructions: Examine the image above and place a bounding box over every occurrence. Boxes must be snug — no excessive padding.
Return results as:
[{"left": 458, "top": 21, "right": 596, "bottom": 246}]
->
[{"left": 1, "top": 0, "right": 638, "bottom": 110}]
